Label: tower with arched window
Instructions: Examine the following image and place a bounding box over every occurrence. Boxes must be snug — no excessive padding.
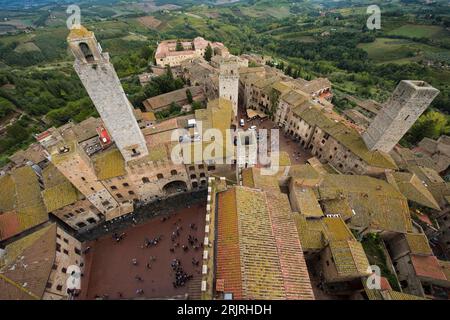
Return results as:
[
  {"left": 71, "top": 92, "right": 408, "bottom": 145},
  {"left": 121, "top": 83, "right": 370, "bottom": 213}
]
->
[{"left": 67, "top": 26, "right": 148, "bottom": 162}]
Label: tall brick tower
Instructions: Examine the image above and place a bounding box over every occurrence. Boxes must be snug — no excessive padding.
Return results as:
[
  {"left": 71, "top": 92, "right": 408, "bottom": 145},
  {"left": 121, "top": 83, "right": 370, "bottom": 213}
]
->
[
  {"left": 67, "top": 26, "right": 148, "bottom": 162},
  {"left": 362, "top": 80, "right": 439, "bottom": 153},
  {"left": 219, "top": 60, "right": 239, "bottom": 119}
]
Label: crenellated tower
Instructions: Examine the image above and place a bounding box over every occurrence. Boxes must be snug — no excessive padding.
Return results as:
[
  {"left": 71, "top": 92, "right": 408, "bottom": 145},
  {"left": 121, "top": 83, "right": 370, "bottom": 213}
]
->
[{"left": 67, "top": 26, "right": 148, "bottom": 162}]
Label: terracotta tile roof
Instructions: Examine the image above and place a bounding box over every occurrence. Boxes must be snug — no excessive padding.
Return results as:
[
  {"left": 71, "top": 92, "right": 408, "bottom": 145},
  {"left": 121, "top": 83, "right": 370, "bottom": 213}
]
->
[
  {"left": 318, "top": 174, "right": 412, "bottom": 233},
  {"left": 71, "top": 117, "right": 102, "bottom": 143},
  {"left": 390, "top": 172, "right": 440, "bottom": 210},
  {"left": 0, "top": 224, "right": 56, "bottom": 300},
  {"left": 235, "top": 187, "right": 286, "bottom": 299},
  {"left": 405, "top": 233, "right": 433, "bottom": 256},
  {"left": 407, "top": 165, "right": 450, "bottom": 206},
  {"left": 241, "top": 168, "right": 255, "bottom": 188},
  {"left": 322, "top": 217, "right": 354, "bottom": 241},
  {"left": 143, "top": 86, "right": 204, "bottom": 111},
  {"left": 42, "top": 164, "right": 69, "bottom": 189},
  {"left": 411, "top": 254, "right": 447, "bottom": 281},
  {"left": 1, "top": 166, "right": 48, "bottom": 241},
  {"left": 382, "top": 290, "right": 425, "bottom": 300},
  {"left": 293, "top": 187, "right": 323, "bottom": 218},
  {"left": 216, "top": 188, "right": 243, "bottom": 299},
  {"left": 321, "top": 199, "right": 354, "bottom": 221},
  {"left": 329, "top": 240, "right": 370, "bottom": 279},
  {"left": 42, "top": 182, "right": 78, "bottom": 213},
  {"left": 92, "top": 147, "right": 126, "bottom": 180},
  {"left": 438, "top": 260, "right": 450, "bottom": 281},
  {"left": 0, "top": 211, "right": 20, "bottom": 240},
  {"left": 298, "top": 77, "right": 331, "bottom": 95},
  {"left": 142, "top": 112, "right": 156, "bottom": 121},
  {"left": 216, "top": 186, "right": 314, "bottom": 299},
  {"left": 9, "top": 143, "right": 47, "bottom": 165},
  {"left": 259, "top": 189, "right": 315, "bottom": 300},
  {"left": 365, "top": 288, "right": 425, "bottom": 300},
  {"left": 292, "top": 214, "right": 325, "bottom": 251},
  {"left": 380, "top": 277, "right": 392, "bottom": 291},
  {"left": 0, "top": 174, "right": 16, "bottom": 212}
]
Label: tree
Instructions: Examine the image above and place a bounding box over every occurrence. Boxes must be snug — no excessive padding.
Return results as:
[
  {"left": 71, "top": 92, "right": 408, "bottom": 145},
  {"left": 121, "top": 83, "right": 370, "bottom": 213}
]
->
[
  {"left": 406, "top": 111, "right": 449, "bottom": 144},
  {"left": 176, "top": 39, "right": 184, "bottom": 52},
  {"left": 192, "top": 101, "right": 203, "bottom": 111},
  {"left": 204, "top": 43, "right": 213, "bottom": 62},
  {"left": 169, "top": 102, "right": 181, "bottom": 115},
  {"left": 186, "top": 89, "right": 193, "bottom": 104},
  {"left": 285, "top": 65, "right": 293, "bottom": 77}
]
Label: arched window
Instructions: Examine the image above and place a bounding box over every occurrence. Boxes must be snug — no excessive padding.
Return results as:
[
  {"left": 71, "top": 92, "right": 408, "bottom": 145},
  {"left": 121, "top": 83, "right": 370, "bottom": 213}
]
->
[
  {"left": 142, "top": 177, "right": 150, "bottom": 184},
  {"left": 79, "top": 42, "right": 94, "bottom": 62},
  {"left": 157, "top": 173, "right": 164, "bottom": 180},
  {"left": 171, "top": 170, "right": 177, "bottom": 176}
]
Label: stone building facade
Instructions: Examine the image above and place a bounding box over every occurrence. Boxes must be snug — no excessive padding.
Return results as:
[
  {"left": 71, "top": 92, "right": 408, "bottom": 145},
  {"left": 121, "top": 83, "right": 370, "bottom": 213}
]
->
[
  {"left": 43, "top": 226, "right": 83, "bottom": 300},
  {"left": 51, "top": 198, "right": 102, "bottom": 231},
  {"left": 363, "top": 80, "right": 440, "bottom": 153}
]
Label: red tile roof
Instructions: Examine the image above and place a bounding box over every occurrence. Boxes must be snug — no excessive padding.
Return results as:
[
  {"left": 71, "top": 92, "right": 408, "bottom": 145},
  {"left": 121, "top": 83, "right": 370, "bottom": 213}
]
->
[
  {"left": 411, "top": 254, "right": 447, "bottom": 281},
  {"left": 264, "top": 191, "right": 315, "bottom": 300},
  {"left": 0, "top": 224, "right": 56, "bottom": 300},
  {"left": 216, "top": 189, "right": 243, "bottom": 299},
  {"left": 380, "top": 277, "right": 392, "bottom": 291},
  {"left": 0, "top": 211, "right": 20, "bottom": 240}
]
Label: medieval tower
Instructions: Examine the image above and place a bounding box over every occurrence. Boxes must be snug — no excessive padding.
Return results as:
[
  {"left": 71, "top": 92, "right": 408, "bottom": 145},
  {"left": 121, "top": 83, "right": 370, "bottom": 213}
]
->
[
  {"left": 219, "top": 60, "right": 239, "bottom": 119},
  {"left": 362, "top": 80, "right": 439, "bottom": 153},
  {"left": 67, "top": 26, "right": 148, "bottom": 162}
]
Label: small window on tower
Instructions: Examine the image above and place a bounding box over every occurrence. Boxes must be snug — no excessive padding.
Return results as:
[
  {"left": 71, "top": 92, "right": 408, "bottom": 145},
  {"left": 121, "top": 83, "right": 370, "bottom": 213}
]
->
[
  {"left": 79, "top": 42, "right": 94, "bottom": 63},
  {"left": 404, "top": 115, "right": 410, "bottom": 121},
  {"left": 131, "top": 148, "right": 140, "bottom": 157}
]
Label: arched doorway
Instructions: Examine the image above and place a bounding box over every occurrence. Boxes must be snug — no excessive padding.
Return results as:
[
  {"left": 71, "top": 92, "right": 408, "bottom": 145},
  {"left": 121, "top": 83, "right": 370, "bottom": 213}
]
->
[{"left": 162, "top": 180, "right": 188, "bottom": 196}]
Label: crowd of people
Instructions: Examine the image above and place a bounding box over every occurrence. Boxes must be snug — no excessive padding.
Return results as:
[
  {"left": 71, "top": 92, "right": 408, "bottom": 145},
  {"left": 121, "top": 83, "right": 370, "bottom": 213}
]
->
[{"left": 89, "top": 212, "right": 203, "bottom": 299}]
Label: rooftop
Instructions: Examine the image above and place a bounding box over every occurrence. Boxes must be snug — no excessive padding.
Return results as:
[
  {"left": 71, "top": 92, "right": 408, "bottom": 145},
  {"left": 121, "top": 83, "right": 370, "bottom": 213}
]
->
[
  {"left": 0, "top": 166, "right": 48, "bottom": 240},
  {"left": 142, "top": 86, "right": 204, "bottom": 111},
  {"left": 0, "top": 224, "right": 56, "bottom": 300},
  {"left": 216, "top": 186, "right": 314, "bottom": 299},
  {"left": 67, "top": 25, "right": 93, "bottom": 40},
  {"left": 388, "top": 172, "right": 440, "bottom": 210},
  {"left": 328, "top": 239, "right": 370, "bottom": 279},
  {"left": 404, "top": 233, "right": 433, "bottom": 256},
  {"left": 411, "top": 254, "right": 448, "bottom": 282},
  {"left": 92, "top": 147, "right": 126, "bottom": 180},
  {"left": 317, "top": 174, "right": 412, "bottom": 233}
]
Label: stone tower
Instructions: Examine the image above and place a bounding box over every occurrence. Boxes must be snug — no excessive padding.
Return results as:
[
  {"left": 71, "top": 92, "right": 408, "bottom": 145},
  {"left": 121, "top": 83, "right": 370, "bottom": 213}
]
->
[
  {"left": 363, "top": 80, "right": 439, "bottom": 153},
  {"left": 67, "top": 26, "right": 148, "bottom": 162},
  {"left": 219, "top": 60, "right": 239, "bottom": 119}
]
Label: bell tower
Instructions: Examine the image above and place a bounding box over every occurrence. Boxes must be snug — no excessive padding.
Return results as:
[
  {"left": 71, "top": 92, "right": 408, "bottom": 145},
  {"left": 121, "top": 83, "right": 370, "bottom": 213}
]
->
[{"left": 67, "top": 26, "right": 148, "bottom": 162}]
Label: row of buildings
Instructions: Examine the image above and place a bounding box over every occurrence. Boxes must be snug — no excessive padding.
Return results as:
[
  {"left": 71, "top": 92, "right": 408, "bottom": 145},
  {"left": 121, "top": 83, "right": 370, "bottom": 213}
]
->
[{"left": 1, "top": 25, "right": 449, "bottom": 299}]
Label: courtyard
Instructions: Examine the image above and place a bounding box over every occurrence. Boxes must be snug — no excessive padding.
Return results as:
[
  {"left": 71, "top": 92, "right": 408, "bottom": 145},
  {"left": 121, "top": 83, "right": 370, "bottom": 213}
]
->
[{"left": 78, "top": 202, "right": 206, "bottom": 300}]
